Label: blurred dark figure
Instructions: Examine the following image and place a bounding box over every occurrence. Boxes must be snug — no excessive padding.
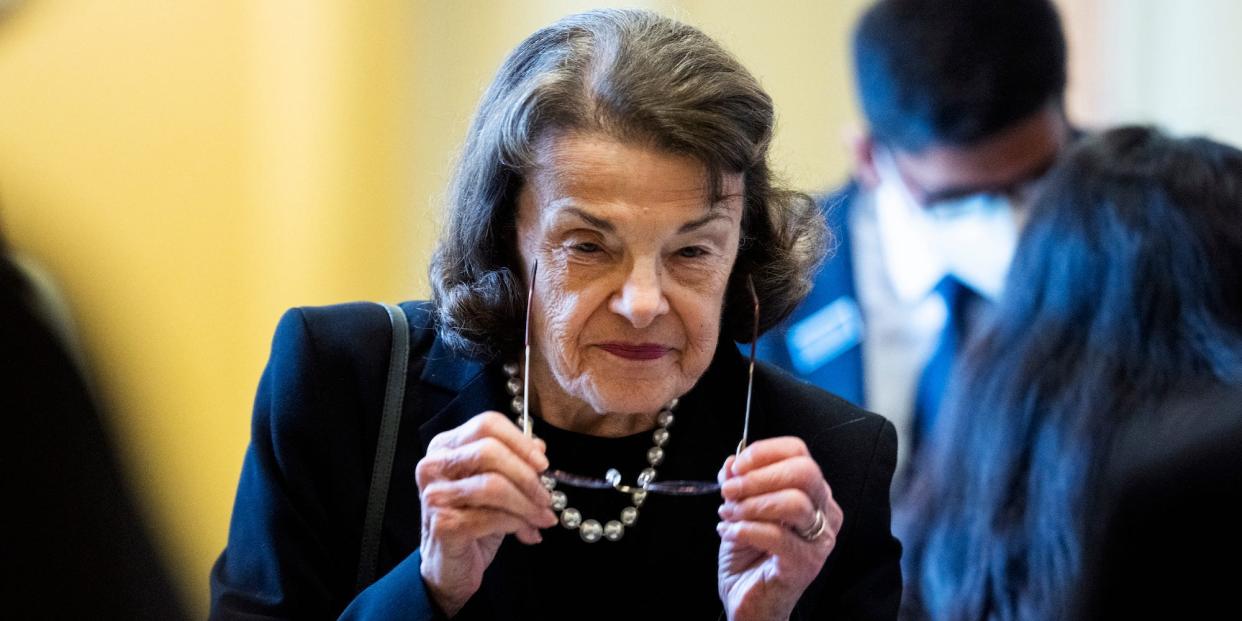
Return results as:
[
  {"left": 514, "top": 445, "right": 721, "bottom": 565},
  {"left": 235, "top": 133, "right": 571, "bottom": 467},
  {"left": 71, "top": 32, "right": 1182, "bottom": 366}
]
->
[
  {"left": 1075, "top": 384, "right": 1242, "bottom": 618},
  {"left": 897, "top": 126, "right": 1242, "bottom": 619},
  {"left": 0, "top": 233, "right": 187, "bottom": 619}
]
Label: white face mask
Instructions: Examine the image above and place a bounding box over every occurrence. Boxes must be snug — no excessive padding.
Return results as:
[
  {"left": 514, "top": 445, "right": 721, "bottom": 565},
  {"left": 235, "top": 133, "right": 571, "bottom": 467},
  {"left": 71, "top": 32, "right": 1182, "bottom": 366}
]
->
[{"left": 871, "top": 149, "right": 1025, "bottom": 303}]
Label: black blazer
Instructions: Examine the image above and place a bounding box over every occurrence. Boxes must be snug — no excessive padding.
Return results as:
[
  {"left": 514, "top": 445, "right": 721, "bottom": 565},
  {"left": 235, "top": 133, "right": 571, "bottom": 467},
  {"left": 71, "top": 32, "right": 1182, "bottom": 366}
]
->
[{"left": 210, "top": 301, "right": 902, "bottom": 619}]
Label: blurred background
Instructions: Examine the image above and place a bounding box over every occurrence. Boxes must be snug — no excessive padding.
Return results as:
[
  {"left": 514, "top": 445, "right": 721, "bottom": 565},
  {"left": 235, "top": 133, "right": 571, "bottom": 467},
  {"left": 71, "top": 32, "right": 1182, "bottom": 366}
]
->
[{"left": 1, "top": 0, "right": 1239, "bottom": 614}]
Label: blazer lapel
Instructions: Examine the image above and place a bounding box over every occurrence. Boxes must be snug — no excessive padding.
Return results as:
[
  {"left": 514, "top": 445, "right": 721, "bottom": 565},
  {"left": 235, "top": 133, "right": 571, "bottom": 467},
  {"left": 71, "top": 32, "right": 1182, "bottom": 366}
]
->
[{"left": 414, "top": 337, "right": 507, "bottom": 453}]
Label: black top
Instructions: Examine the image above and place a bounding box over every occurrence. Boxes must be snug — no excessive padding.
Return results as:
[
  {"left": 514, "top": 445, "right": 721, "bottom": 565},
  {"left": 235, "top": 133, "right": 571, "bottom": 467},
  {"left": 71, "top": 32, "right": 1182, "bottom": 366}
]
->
[{"left": 211, "top": 301, "right": 902, "bottom": 620}]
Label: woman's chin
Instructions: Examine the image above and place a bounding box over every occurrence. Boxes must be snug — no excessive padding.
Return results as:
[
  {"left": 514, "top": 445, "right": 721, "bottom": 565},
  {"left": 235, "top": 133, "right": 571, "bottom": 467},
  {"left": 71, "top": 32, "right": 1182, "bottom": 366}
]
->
[{"left": 579, "top": 382, "right": 680, "bottom": 418}]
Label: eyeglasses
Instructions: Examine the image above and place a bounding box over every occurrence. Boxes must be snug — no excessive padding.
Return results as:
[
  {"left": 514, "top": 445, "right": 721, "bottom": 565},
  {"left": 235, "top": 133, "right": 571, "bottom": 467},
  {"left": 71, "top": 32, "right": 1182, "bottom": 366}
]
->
[
  {"left": 519, "top": 260, "right": 759, "bottom": 497},
  {"left": 876, "top": 146, "right": 1049, "bottom": 213}
]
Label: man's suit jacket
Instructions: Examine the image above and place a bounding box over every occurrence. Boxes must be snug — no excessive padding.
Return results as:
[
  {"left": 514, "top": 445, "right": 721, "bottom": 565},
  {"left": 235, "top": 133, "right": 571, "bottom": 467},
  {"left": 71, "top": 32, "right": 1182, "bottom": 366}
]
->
[{"left": 210, "top": 301, "right": 902, "bottom": 619}]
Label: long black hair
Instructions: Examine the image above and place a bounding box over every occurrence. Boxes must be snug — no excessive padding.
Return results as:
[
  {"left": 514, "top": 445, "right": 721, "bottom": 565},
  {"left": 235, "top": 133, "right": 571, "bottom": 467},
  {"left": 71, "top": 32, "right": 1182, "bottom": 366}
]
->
[{"left": 897, "top": 126, "right": 1242, "bottom": 619}]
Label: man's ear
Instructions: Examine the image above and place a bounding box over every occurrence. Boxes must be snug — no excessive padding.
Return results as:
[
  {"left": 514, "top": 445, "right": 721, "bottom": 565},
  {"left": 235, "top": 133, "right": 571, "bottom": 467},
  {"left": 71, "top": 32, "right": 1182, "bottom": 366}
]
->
[{"left": 846, "top": 125, "right": 880, "bottom": 189}]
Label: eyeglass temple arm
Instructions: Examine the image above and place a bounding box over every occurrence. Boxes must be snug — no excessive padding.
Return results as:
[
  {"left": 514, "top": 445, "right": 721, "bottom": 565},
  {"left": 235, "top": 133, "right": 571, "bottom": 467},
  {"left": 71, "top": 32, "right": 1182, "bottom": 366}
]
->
[
  {"left": 522, "top": 260, "right": 538, "bottom": 438},
  {"left": 736, "top": 275, "right": 758, "bottom": 457}
]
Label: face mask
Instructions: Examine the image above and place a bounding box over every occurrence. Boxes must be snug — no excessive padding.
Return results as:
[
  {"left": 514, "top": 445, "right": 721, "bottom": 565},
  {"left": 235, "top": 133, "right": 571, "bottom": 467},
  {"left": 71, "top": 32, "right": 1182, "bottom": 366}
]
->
[{"left": 871, "top": 149, "right": 1023, "bottom": 302}]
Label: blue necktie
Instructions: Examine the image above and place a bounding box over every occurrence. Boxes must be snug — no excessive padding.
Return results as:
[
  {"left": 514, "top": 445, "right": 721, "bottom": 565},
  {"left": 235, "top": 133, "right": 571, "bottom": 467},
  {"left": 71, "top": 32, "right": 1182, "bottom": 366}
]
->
[{"left": 911, "top": 276, "right": 980, "bottom": 456}]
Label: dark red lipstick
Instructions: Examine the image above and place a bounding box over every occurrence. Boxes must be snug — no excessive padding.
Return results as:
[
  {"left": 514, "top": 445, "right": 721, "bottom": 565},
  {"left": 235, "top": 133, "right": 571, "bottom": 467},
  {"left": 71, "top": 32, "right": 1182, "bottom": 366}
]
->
[{"left": 598, "top": 343, "right": 671, "bottom": 360}]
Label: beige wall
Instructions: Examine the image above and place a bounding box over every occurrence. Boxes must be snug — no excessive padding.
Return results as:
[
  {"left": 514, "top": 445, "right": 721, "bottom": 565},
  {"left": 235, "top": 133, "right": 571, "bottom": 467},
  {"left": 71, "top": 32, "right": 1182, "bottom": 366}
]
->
[
  {"left": 1058, "top": 0, "right": 1242, "bottom": 145},
  {"left": 0, "top": 1, "right": 866, "bottom": 613}
]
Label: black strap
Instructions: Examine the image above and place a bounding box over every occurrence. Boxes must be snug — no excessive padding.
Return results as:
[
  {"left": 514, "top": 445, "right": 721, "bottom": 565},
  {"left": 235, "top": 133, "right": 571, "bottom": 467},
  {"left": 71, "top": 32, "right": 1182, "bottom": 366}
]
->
[{"left": 356, "top": 302, "right": 409, "bottom": 591}]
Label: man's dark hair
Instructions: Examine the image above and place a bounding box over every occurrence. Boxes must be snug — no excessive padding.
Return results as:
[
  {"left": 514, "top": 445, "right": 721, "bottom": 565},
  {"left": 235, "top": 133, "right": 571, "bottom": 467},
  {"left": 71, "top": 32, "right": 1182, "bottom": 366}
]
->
[{"left": 853, "top": 0, "right": 1068, "bottom": 150}]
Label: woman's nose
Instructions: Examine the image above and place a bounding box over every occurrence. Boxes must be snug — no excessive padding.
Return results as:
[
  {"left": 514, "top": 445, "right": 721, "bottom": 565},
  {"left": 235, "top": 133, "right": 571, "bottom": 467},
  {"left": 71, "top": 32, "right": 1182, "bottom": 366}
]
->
[{"left": 609, "top": 259, "right": 669, "bottom": 329}]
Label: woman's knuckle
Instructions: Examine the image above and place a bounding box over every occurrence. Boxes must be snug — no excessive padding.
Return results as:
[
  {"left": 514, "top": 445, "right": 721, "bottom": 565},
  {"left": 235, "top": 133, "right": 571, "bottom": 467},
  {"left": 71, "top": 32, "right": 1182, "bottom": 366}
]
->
[
  {"left": 414, "top": 457, "right": 436, "bottom": 485},
  {"left": 421, "top": 482, "right": 451, "bottom": 508},
  {"left": 427, "top": 431, "right": 452, "bottom": 452},
  {"left": 796, "top": 491, "right": 815, "bottom": 514},
  {"left": 478, "top": 473, "right": 506, "bottom": 497},
  {"left": 789, "top": 437, "right": 810, "bottom": 455},
  {"left": 476, "top": 437, "right": 505, "bottom": 463},
  {"left": 477, "top": 412, "right": 507, "bottom": 435},
  {"left": 428, "top": 510, "right": 460, "bottom": 537}
]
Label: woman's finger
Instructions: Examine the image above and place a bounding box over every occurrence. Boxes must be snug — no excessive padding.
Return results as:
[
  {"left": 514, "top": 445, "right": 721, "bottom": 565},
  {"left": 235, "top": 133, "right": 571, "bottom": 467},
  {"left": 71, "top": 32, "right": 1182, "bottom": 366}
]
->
[
  {"left": 717, "top": 454, "right": 736, "bottom": 485},
  {"left": 731, "top": 437, "right": 811, "bottom": 475},
  {"left": 421, "top": 473, "right": 558, "bottom": 529},
  {"left": 426, "top": 411, "right": 548, "bottom": 471},
  {"left": 719, "top": 488, "right": 815, "bottom": 528},
  {"left": 716, "top": 519, "right": 802, "bottom": 558},
  {"left": 718, "top": 514, "right": 839, "bottom": 561},
  {"left": 424, "top": 505, "right": 549, "bottom": 545},
  {"left": 417, "top": 436, "right": 551, "bottom": 506},
  {"left": 720, "top": 455, "right": 829, "bottom": 509}
]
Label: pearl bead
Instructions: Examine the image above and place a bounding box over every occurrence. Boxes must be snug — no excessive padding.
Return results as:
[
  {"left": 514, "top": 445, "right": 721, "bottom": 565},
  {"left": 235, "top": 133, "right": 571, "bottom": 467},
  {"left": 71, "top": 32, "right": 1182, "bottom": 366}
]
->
[
  {"left": 505, "top": 377, "right": 523, "bottom": 396},
  {"left": 579, "top": 519, "right": 603, "bottom": 543},
  {"left": 604, "top": 520, "right": 624, "bottom": 541},
  {"left": 503, "top": 362, "right": 520, "bottom": 377},
  {"left": 620, "top": 506, "right": 638, "bottom": 526},
  {"left": 550, "top": 491, "right": 567, "bottom": 511},
  {"left": 632, "top": 490, "right": 647, "bottom": 506},
  {"left": 561, "top": 508, "right": 582, "bottom": 529},
  {"left": 637, "top": 468, "right": 657, "bottom": 487},
  {"left": 667, "top": 398, "right": 679, "bottom": 410},
  {"left": 652, "top": 428, "right": 669, "bottom": 447},
  {"left": 540, "top": 475, "right": 557, "bottom": 490},
  {"left": 510, "top": 396, "right": 524, "bottom": 415},
  {"left": 657, "top": 410, "right": 674, "bottom": 427},
  {"left": 605, "top": 468, "right": 622, "bottom": 487},
  {"left": 647, "top": 447, "right": 664, "bottom": 466}
]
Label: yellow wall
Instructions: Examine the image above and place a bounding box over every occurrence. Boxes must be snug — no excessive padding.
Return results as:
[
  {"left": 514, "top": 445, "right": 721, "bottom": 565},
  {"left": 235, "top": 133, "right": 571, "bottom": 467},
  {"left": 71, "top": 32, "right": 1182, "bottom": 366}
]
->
[{"left": 0, "top": 1, "right": 864, "bottom": 613}]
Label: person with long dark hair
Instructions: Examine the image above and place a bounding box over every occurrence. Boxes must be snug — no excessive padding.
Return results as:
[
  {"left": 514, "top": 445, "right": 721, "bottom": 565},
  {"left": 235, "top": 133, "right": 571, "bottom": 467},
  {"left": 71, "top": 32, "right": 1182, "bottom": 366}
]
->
[{"left": 896, "top": 125, "right": 1242, "bottom": 619}]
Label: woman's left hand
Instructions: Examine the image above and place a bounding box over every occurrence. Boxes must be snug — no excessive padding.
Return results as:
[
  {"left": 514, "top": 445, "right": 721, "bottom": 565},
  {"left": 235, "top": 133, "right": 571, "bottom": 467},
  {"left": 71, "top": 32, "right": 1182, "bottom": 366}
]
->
[{"left": 716, "top": 437, "right": 843, "bottom": 621}]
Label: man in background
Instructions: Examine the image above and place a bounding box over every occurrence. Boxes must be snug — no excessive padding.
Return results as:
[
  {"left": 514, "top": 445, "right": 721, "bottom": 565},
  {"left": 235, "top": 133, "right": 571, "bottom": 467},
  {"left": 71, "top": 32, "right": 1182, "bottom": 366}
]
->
[{"left": 758, "top": 0, "right": 1073, "bottom": 468}]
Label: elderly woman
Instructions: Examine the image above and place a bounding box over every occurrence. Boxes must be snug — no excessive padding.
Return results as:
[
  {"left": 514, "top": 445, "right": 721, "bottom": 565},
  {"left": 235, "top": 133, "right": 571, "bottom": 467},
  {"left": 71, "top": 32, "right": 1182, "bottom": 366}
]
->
[{"left": 211, "top": 9, "right": 901, "bottom": 620}]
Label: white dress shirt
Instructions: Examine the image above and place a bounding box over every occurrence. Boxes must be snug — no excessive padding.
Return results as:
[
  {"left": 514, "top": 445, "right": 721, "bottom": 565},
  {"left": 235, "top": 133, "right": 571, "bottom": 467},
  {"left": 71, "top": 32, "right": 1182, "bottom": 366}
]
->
[{"left": 850, "top": 185, "right": 1017, "bottom": 469}]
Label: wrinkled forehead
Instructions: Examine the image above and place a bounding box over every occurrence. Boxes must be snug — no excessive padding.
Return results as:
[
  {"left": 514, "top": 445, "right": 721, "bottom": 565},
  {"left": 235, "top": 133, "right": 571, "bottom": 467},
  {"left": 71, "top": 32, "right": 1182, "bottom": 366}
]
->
[{"left": 524, "top": 130, "right": 745, "bottom": 213}]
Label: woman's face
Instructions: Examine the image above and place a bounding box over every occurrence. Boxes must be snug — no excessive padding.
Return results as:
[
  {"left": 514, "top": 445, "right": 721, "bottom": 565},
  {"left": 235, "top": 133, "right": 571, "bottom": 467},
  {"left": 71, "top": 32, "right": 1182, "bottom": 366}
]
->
[{"left": 516, "top": 131, "right": 744, "bottom": 420}]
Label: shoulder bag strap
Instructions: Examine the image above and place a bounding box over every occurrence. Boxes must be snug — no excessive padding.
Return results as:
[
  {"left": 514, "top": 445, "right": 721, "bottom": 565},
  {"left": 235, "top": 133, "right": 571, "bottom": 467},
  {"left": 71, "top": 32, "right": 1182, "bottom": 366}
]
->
[{"left": 355, "top": 302, "right": 410, "bottom": 591}]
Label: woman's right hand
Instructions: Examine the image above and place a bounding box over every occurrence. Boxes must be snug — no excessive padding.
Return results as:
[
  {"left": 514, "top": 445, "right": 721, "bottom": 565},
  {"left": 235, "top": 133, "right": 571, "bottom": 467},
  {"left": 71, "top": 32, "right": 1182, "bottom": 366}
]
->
[{"left": 415, "top": 411, "right": 558, "bottom": 616}]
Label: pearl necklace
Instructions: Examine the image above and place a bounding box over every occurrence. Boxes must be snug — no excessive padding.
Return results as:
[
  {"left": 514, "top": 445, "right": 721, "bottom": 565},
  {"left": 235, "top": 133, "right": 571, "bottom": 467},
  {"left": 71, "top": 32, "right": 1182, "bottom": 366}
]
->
[{"left": 503, "top": 362, "right": 676, "bottom": 543}]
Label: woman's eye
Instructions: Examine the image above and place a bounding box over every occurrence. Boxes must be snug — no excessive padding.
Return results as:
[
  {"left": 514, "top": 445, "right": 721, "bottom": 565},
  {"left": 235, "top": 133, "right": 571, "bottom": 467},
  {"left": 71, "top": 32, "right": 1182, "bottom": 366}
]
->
[
  {"left": 570, "top": 242, "right": 602, "bottom": 254},
  {"left": 677, "top": 246, "right": 708, "bottom": 259}
]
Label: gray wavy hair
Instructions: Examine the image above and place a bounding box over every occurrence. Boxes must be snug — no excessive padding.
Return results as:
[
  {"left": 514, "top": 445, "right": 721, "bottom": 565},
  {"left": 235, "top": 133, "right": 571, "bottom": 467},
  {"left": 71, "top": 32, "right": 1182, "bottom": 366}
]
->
[{"left": 430, "top": 8, "right": 828, "bottom": 360}]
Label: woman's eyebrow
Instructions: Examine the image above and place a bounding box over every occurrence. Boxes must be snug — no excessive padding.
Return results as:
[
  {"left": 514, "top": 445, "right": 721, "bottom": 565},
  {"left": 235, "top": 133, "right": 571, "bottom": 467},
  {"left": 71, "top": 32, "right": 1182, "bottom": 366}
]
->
[
  {"left": 678, "top": 209, "right": 734, "bottom": 234},
  {"left": 553, "top": 203, "right": 734, "bottom": 234},
  {"left": 556, "top": 206, "right": 615, "bottom": 233}
]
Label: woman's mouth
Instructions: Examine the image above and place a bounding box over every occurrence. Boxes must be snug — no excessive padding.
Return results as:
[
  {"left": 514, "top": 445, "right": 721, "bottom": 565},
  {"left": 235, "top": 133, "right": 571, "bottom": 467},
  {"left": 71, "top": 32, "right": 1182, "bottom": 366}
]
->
[{"left": 598, "top": 343, "right": 671, "bottom": 360}]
